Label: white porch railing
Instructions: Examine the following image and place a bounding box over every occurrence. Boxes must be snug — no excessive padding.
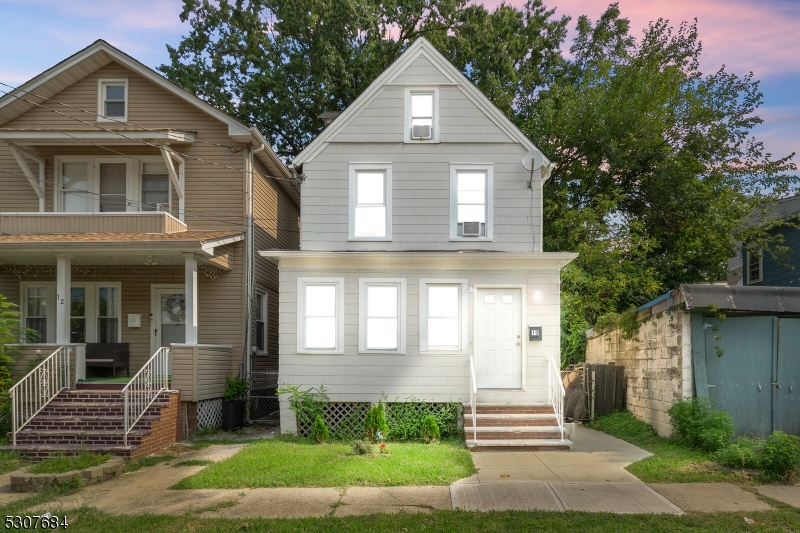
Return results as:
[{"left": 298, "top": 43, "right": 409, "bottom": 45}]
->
[
  {"left": 122, "top": 347, "right": 170, "bottom": 446},
  {"left": 468, "top": 355, "right": 477, "bottom": 444},
  {"left": 9, "top": 346, "right": 71, "bottom": 446},
  {"left": 547, "top": 354, "right": 566, "bottom": 440}
]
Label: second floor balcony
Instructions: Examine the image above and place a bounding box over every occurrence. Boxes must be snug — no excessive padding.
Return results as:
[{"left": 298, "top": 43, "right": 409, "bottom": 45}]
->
[{"left": 0, "top": 211, "right": 187, "bottom": 235}]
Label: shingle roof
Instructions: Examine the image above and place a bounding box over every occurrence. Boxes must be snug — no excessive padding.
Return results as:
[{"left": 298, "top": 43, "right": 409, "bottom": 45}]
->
[
  {"left": 744, "top": 195, "right": 800, "bottom": 227},
  {"left": 0, "top": 230, "right": 242, "bottom": 244}
]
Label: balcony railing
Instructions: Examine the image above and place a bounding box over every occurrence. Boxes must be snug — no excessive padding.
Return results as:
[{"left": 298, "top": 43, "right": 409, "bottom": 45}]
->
[{"left": 0, "top": 211, "right": 186, "bottom": 235}]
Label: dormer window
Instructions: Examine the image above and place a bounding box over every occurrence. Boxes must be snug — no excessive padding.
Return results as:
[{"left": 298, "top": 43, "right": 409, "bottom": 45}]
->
[
  {"left": 405, "top": 88, "right": 439, "bottom": 142},
  {"left": 97, "top": 79, "right": 128, "bottom": 121}
]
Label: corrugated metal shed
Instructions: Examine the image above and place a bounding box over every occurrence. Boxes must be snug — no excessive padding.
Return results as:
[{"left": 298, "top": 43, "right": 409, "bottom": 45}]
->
[{"left": 679, "top": 283, "right": 800, "bottom": 313}]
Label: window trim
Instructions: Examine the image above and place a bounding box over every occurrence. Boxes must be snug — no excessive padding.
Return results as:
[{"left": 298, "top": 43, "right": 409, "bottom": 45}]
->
[
  {"left": 255, "top": 291, "right": 268, "bottom": 355},
  {"left": 296, "top": 277, "right": 345, "bottom": 354},
  {"left": 55, "top": 155, "right": 169, "bottom": 213},
  {"left": 19, "top": 282, "right": 121, "bottom": 344},
  {"left": 97, "top": 79, "right": 129, "bottom": 122},
  {"left": 20, "top": 283, "right": 55, "bottom": 343},
  {"left": 358, "top": 278, "right": 407, "bottom": 354},
  {"left": 449, "top": 164, "right": 494, "bottom": 241},
  {"left": 348, "top": 163, "right": 393, "bottom": 241},
  {"left": 747, "top": 249, "right": 764, "bottom": 284},
  {"left": 419, "top": 279, "right": 468, "bottom": 354},
  {"left": 404, "top": 87, "right": 440, "bottom": 143}
]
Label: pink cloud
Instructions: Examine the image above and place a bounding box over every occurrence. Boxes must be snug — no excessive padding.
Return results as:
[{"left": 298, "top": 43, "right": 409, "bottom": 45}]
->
[{"left": 479, "top": 0, "right": 800, "bottom": 78}]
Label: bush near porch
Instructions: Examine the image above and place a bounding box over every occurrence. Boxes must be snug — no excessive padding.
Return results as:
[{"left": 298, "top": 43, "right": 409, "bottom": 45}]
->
[{"left": 173, "top": 437, "right": 475, "bottom": 489}]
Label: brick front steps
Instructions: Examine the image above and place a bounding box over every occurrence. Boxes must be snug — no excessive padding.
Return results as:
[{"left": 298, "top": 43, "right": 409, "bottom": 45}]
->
[
  {"left": 0, "top": 386, "right": 180, "bottom": 461},
  {"left": 464, "top": 403, "right": 571, "bottom": 451}
]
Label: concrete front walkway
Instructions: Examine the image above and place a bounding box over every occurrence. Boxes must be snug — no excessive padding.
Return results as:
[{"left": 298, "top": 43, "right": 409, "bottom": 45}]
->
[{"left": 451, "top": 425, "right": 682, "bottom": 514}]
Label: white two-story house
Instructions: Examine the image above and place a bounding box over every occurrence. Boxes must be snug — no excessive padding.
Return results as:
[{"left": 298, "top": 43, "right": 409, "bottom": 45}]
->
[{"left": 262, "top": 38, "right": 576, "bottom": 449}]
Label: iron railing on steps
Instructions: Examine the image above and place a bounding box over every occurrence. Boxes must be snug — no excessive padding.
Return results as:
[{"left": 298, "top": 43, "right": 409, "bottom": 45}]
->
[
  {"left": 9, "top": 346, "right": 71, "bottom": 446},
  {"left": 547, "top": 354, "right": 566, "bottom": 440},
  {"left": 468, "top": 355, "right": 477, "bottom": 444},
  {"left": 122, "top": 347, "right": 169, "bottom": 446}
]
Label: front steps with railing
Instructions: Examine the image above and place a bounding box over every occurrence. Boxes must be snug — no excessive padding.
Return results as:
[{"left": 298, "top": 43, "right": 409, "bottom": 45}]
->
[
  {"left": 464, "top": 403, "right": 572, "bottom": 451},
  {"left": 1, "top": 384, "right": 176, "bottom": 461}
]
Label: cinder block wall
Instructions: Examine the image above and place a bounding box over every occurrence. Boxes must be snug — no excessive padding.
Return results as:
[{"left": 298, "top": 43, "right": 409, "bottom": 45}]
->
[{"left": 585, "top": 309, "right": 694, "bottom": 436}]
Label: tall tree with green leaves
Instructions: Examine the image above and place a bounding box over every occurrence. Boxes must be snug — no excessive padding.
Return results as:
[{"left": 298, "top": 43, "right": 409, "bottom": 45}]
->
[
  {"left": 160, "top": 0, "right": 567, "bottom": 159},
  {"left": 522, "top": 6, "right": 796, "bottom": 363}
]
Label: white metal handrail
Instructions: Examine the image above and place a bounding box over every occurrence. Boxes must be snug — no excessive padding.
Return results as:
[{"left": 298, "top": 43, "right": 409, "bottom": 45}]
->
[
  {"left": 468, "top": 355, "right": 477, "bottom": 444},
  {"left": 122, "top": 347, "right": 170, "bottom": 446},
  {"left": 9, "top": 346, "right": 71, "bottom": 446},
  {"left": 547, "top": 354, "right": 566, "bottom": 440}
]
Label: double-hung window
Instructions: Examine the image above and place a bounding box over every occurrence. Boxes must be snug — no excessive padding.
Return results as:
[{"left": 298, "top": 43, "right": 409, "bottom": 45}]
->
[
  {"left": 419, "top": 279, "right": 468, "bottom": 353},
  {"left": 25, "top": 286, "right": 48, "bottom": 343},
  {"left": 359, "top": 279, "right": 407, "bottom": 354},
  {"left": 405, "top": 88, "right": 439, "bottom": 142},
  {"left": 255, "top": 292, "right": 267, "bottom": 354},
  {"left": 297, "top": 278, "right": 344, "bottom": 354},
  {"left": 141, "top": 162, "right": 170, "bottom": 211},
  {"left": 349, "top": 163, "right": 392, "bottom": 240},
  {"left": 450, "top": 164, "right": 493, "bottom": 239},
  {"left": 97, "top": 79, "right": 128, "bottom": 122},
  {"left": 747, "top": 249, "right": 763, "bottom": 284}
]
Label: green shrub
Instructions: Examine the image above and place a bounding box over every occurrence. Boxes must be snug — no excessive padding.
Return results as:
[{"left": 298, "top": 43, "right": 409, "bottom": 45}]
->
[
  {"left": 421, "top": 415, "right": 440, "bottom": 444},
  {"left": 275, "top": 384, "right": 329, "bottom": 432},
  {"left": 363, "top": 401, "right": 389, "bottom": 441},
  {"left": 223, "top": 375, "right": 248, "bottom": 401},
  {"left": 385, "top": 401, "right": 460, "bottom": 441},
  {"left": 759, "top": 431, "right": 800, "bottom": 480},
  {"left": 310, "top": 415, "right": 330, "bottom": 444},
  {"left": 668, "top": 398, "right": 735, "bottom": 452},
  {"left": 713, "top": 439, "right": 761, "bottom": 469},
  {"left": 350, "top": 439, "right": 374, "bottom": 456}
]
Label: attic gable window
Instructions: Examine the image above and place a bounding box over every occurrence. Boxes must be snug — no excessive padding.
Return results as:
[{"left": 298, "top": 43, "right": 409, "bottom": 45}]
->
[
  {"left": 404, "top": 88, "right": 439, "bottom": 142},
  {"left": 97, "top": 79, "right": 128, "bottom": 122}
]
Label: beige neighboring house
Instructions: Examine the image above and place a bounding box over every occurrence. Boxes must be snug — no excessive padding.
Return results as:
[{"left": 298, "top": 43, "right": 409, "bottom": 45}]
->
[
  {"left": 0, "top": 40, "right": 299, "bottom": 458},
  {"left": 262, "top": 38, "right": 577, "bottom": 450}
]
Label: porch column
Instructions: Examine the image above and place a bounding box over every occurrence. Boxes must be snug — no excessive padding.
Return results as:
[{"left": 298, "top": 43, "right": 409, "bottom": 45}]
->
[
  {"left": 184, "top": 253, "right": 198, "bottom": 344},
  {"left": 55, "top": 253, "right": 71, "bottom": 344}
]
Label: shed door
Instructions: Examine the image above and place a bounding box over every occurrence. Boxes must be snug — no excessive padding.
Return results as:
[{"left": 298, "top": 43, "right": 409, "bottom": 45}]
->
[
  {"left": 703, "top": 316, "right": 774, "bottom": 437},
  {"left": 775, "top": 318, "right": 800, "bottom": 434}
]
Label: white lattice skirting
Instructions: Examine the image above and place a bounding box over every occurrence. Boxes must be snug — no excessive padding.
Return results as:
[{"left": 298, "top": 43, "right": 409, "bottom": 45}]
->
[{"left": 197, "top": 398, "right": 223, "bottom": 429}]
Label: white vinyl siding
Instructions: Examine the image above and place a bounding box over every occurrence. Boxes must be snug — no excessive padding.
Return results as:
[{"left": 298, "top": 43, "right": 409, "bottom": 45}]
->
[
  {"left": 296, "top": 278, "right": 345, "bottom": 354},
  {"left": 419, "top": 279, "right": 468, "bottom": 353},
  {"left": 358, "top": 278, "right": 407, "bottom": 354},
  {"left": 348, "top": 163, "right": 392, "bottom": 240}
]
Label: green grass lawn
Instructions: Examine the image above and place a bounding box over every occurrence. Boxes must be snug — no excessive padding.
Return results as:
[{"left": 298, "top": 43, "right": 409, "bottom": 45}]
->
[
  {"left": 174, "top": 438, "right": 476, "bottom": 489},
  {"left": 0, "top": 450, "right": 22, "bottom": 475},
  {"left": 587, "top": 411, "right": 745, "bottom": 483},
  {"left": 34, "top": 506, "right": 800, "bottom": 533},
  {"left": 27, "top": 452, "right": 112, "bottom": 474}
]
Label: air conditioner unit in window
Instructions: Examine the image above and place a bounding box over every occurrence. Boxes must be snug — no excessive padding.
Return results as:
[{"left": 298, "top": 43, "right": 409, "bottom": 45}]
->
[
  {"left": 411, "top": 124, "right": 432, "bottom": 140},
  {"left": 462, "top": 221, "right": 481, "bottom": 236}
]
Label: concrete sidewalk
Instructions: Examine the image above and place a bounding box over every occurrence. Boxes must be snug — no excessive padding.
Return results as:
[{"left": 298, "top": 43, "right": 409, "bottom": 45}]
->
[{"left": 5, "top": 429, "right": 800, "bottom": 518}]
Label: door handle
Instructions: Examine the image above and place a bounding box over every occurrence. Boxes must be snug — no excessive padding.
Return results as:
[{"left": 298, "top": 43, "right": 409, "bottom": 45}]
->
[
  {"left": 773, "top": 382, "right": 781, "bottom": 389},
  {"left": 516, "top": 342, "right": 521, "bottom": 346}
]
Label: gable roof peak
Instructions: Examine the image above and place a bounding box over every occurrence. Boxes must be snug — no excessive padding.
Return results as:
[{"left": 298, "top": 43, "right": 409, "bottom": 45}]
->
[{"left": 293, "top": 36, "right": 549, "bottom": 168}]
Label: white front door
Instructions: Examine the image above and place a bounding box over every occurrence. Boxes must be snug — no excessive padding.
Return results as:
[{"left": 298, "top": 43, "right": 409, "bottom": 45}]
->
[
  {"left": 151, "top": 286, "right": 185, "bottom": 374},
  {"left": 476, "top": 288, "right": 522, "bottom": 389}
]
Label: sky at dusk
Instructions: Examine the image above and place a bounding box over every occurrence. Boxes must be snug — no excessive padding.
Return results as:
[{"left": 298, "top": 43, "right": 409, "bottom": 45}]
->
[{"left": 0, "top": 0, "right": 797, "bottom": 165}]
